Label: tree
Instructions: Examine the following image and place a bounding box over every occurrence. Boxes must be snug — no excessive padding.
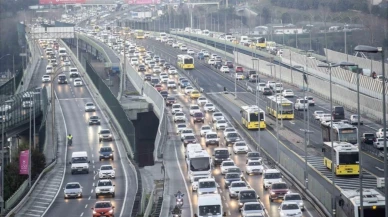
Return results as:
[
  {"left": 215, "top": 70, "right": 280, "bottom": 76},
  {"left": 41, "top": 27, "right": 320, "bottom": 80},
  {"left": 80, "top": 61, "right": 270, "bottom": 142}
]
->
[
  {"left": 281, "top": 12, "right": 292, "bottom": 24},
  {"left": 261, "top": 7, "right": 272, "bottom": 25}
]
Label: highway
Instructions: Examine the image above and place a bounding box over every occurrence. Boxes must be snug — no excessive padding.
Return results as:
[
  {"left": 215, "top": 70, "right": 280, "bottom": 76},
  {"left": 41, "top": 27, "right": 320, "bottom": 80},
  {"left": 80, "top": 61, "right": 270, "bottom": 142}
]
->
[
  {"left": 142, "top": 37, "right": 386, "bottom": 181},
  {"left": 38, "top": 43, "right": 136, "bottom": 217},
  {"left": 127, "top": 39, "right": 321, "bottom": 217}
]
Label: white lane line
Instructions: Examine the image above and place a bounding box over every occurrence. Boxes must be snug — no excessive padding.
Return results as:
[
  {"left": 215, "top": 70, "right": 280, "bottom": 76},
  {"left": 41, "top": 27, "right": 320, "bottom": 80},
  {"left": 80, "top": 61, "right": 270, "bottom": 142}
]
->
[
  {"left": 42, "top": 90, "right": 68, "bottom": 217},
  {"left": 28, "top": 209, "right": 44, "bottom": 213},
  {"left": 32, "top": 205, "right": 47, "bottom": 209},
  {"left": 35, "top": 201, "right": 50, "bottom": 205},
  {"left": 88, "top": 196, "right": 91, "bottom": 200},
  {"left": 58, "top": 98, "right": 92, "bottom": 101},
  {"left": 85, "top": 204, "right": 88, "bottom": 208},
  {"left": 91, "top": 189, "right": 94, "bottom": 193},
  {"left": 80, "top": 212, "right": 84, "bottom": 217},
  {"left": 174, "top": 144, "right": 193, "bottom": 216},
  {"left": 23, "top": 213, "right": 41, "bottom": 217}
]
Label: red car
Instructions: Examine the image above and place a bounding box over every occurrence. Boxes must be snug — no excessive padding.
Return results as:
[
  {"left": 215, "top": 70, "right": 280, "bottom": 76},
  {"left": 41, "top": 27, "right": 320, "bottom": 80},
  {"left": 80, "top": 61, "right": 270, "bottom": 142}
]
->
[
  {"left": 269, "top": 182, "right": 289, "bottom": 201},
  {"left": 154, "top": 84, "right": 163, "bottom": 92},
  {"left": 236, "top": 66, "right": 244, "bottom": 72},
  {"left": 92, "top": 201, "right": 115, "bottom": 217}
]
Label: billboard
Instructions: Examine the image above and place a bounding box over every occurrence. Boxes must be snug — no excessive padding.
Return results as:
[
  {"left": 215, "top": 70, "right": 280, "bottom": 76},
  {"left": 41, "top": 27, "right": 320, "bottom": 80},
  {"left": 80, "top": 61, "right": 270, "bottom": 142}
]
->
[
  {"left": 126, "top": 0, "right": 160, "bottom": 4},
  {"left": 19, "top": 150, "right": 29, "bottom": 175},
  {"left": 39, "top": 0, "right": 87, "bottom": 4}
]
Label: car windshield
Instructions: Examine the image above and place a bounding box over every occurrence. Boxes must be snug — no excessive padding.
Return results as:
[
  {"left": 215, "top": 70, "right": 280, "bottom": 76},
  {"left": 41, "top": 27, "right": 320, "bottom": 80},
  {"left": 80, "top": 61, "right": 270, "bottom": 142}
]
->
[
  {"left": 101, "top": 165, "right": 113, "bottom": 170},
  {"left": 86, "top": 103, "right": 94, "bottom": 106},
  {"left": 226, "top": 173, "right": 239, "bottom": 178},
  {"left": 194, "top": 176, "right": 208, "bottom": 182},
  {"left": 282, "top": 204, "right": 299, "bottom": 210},
  {"left": 207, "top": 134, "right": 217, "bottom": 138},
  {"left": 185, "top": 135, "right": 195, "bottom": 140},
  {"left": 182, "top": 130, "right": 193, "bottom": 134},
  {"left": 285, "top": 194, "right": 302, "bottom": 200},
  {"left": 167, "top": 97, "right": 175, "bottom": 100},
  {"left": 235, "top": 143, "right": 246, "bottom": 146},
  {"left": 100, "top": 130, "right": 110, "bottom": 134},
  {"left": 202, "top": 126, "right": 211, "bottom": 130},
  {"left": 228, "top": 168, "right": 241, "bottom": 173},
  {"left": 248, "top": 153, "right": 260, "bottom": 158},
  {"left": 95, "top": 202, "right": 112, "bottom": 209},
  {"left": 191, "top": 106, "right": 199, "bottom": 110},
  {"left": 66, "top": 183, "right": 80, "bottom": 189},
  {"left": 231, "top": 182, "right": 246, "bottom": 187},
  {"left": 97, "top": 181, "right": 112, "bottom": 187},
  {"left": 100, "top": 147, "right": 112, "bottom": 152},
  {"left": 248, "top": 161, "right": 262, "bottom": 166},
  {"left": 240, "top": 191, "right": 256, "bottom": 199},
  {"left": 194, "top": 113, "right": 203, "bottom": 117},
  {"left": 227, "top": 133, "right": 238, "bottom": 137},
  {"left": 177, "top": 124, "right": 186, "bottom": 128},
  {"left": 176, "top": 113, "right": 184, "bottom": 116},
  {"left": 199, "top": 181, "right": 216, "bottom": 188},
  {"left": 218, "top": 120, "right": 226, "bottom": 124},
  {"left": 272, "top": 183, "right": 288, "bottom": 189},
  {"left": 223, "top": 162, "right": 234, "bottom": 166},
  {"left": 264, "top": 172, "right": 281, "bottom": 179},
  {"left": 245, "top": 203, "right": 263, "bottom": 210},
  {"left": 214, "top": 113, "right": 222, "bottom": 117}
]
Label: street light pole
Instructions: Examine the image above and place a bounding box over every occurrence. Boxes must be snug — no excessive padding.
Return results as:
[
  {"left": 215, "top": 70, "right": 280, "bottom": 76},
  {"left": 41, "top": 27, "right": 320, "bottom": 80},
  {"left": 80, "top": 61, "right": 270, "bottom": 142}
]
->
[{"left": 253, "top": 58, "right": 261, "bottom": 154}]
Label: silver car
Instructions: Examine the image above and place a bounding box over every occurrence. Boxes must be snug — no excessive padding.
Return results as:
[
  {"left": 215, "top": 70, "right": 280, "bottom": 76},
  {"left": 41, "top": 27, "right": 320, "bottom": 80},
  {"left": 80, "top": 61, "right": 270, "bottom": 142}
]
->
[{"left": 64, "top": 182, "right": 83, "bottom": 199}]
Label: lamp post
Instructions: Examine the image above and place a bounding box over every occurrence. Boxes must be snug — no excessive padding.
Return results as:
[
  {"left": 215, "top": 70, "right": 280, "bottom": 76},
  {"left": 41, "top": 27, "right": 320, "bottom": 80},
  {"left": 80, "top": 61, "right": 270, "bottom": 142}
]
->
[
  {"left": 354, "top": 45, "right": 386, "bottom": 217},
  {"left": 267, "top": 63, "right": 279, "bottom": 163},
  {"left": 252, "top": 58, "right": 261, "bottom": 153},
  {"left": 317, "top": 62, "right": 336, "bottom": 217}
]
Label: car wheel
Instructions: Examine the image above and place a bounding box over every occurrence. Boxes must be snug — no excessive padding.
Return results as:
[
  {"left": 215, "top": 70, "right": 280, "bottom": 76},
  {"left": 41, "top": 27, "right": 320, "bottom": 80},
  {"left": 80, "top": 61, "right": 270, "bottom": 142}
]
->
[
  {"left": 112, "top": 157, "right": 114, "bottom": 161},
  {"left": 112, "top": 193, "right": 115, "bottom": 198}
]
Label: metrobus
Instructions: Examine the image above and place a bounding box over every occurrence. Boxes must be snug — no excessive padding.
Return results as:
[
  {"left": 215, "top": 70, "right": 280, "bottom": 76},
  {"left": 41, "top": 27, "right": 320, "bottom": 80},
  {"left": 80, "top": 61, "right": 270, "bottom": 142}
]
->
[
  {"left": 322, "top": 141, "right": 359, "bottom": 175},
  {"left": 253, "top": 37, "right": 266, "bottom": 49},
  {"left": 177, "top": 55, "right": 194, "bottom": 69},
  {"left": 336, "top": 189, "right": 385, "bottom": 217},
  {"left": 135, "top": 30, "right": 145, "bottom": 39},
  {"left": 93, "top": 25, "right": 100, "bottom": 32},
  {"left": 240, "top": 105, "right": 266, "bottom": 129},
  {"left": 321, "top": 121, "right": 358, "bottom": 144},
  {"left": 265, "top": 96, "right": 294, "bottom": 119}
]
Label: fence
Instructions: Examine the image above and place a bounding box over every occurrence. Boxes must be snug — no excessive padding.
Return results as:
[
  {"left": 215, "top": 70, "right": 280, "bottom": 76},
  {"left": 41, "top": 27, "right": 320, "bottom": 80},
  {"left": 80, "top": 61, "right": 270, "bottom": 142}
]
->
[
  {"left": 235, "top": 51, "right": 388, "bottom": 122},
  {"left": 4, "top": 180, "right": 28, "bottom": 210},
  {"left": 81, "top": 55, "right": 136, "bottom": 159}
]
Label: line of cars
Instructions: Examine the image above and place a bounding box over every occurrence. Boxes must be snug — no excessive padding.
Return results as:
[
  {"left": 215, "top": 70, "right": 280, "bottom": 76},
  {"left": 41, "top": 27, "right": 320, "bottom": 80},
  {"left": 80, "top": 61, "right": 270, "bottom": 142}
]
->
[{"left": 141, "top": 37, "right": 308, "bottom": 217}]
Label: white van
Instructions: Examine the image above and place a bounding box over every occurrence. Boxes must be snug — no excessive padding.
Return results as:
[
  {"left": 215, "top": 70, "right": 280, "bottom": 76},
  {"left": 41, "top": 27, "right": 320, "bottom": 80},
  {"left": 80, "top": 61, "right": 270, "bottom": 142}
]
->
[
  {"left": 197, "top": 194, "right": 225, "bottom": 217},
  {"left": 263, "top": 169, "right": 282, "bottom": 189},
  {"left": 46, "top": 65, "right": 53, "bottom": 74},
  {"left": 70, "top": 151, "right": 90, "bottom": 174},
  {"left": 294, "top": 98, "right": 308, "bottom": 110},
  {"left": 240, "top": 36, "right": 249, "bottom": 44},
  {"left": 58, "top": 47, "right": 67, "bottom": 57},
  {"left": 197, "top": 178, "right": 218, "bottom": 195}
]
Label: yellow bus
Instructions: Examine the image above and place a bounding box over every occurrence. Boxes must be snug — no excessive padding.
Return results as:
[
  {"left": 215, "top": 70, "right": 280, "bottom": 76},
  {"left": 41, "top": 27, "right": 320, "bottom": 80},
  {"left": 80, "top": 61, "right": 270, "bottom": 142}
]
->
[
  {"left": 266, "top": 96, "right": 294, "bottom": 119},
  {"left": 177, "top": 55, "right": 194, "bottom": 69},
  {"left": 240, "top": 105, "right": 266, "bottom": 129},
  {"left": 135, "top": 30, "right": 145, "bottom": 39},
  {"left": 253, "top": 37, "right": 266, "bottom": 49},
  {"left": 322, "top": 142, "right": 359, "bottom": 176}
]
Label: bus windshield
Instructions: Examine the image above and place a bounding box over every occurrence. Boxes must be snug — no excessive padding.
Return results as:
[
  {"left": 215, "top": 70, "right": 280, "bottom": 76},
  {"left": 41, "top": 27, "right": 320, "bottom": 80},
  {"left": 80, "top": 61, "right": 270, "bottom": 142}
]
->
[
  {"left": 184, "top": 58, "right": 193, "bottom": 64},
  {"left": 339, "top": 129, "right": 357, "bottom": 142},
  {"left": 249, "top": 113, "right": 264, "bottom": 121},
  {"left": 280, "top": 104, "right": 293, "bottom": 114},
  {"left": 199, "top": 205, "right": 221, "bottom": 215},
  {"left": 190, "top": 157, "right": 210, "bottom": 171},
  {"left": 339, "top": 152, "right": 359, "bottom": 164}
]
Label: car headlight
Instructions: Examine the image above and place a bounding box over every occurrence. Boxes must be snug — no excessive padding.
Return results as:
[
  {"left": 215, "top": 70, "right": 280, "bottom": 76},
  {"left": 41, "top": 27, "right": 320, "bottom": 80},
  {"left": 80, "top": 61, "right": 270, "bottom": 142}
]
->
[
  {"left": 270, "top": 191, "right": 275, "bottom": 195},
  {"left": 230, "top": 190, "right": 235, "bottom": 194},
  {"left": 239, "top": 203, "right": 243, "bottom": 206},
  {"left": 213, "top": 190, "right": 218, "bottom": 194},
  {"left": 93, "top": 211, "right": 97, "bottom": 214},
  {"left": 96, "top": 189, "right": 100, "bottom": 193},
  {"left": 109, "top": 210, "right": 113, "bottom": 214},
  {"left": 299, "top": 202, "right": 304, "bottom": 206},
  {"left": 110, "top": 187, "right": 114, "bottom": 192},
  {"left": 225, "top": 180, "right": 229, "bottom": 184}
]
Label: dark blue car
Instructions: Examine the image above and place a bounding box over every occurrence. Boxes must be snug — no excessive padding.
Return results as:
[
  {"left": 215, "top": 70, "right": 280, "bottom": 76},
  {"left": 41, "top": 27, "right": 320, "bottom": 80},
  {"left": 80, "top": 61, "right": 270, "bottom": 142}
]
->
[
  {"left": 180, "top": 80, "right": 190, "bottom": 88},
  {"left": 99, "top": 146, "right": 114, "bottom": 161},
  {"left": 197, "top": 52, "right": 204, "bottom": 60}
]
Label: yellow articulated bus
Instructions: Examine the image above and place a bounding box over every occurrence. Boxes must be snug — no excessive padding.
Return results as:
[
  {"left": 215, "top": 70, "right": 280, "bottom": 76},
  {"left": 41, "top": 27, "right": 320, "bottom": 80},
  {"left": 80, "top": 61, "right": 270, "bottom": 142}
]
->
[
  {"left": 322, "top": 141, "right": 359, "bottom": 176},
  {"left": 240, "top": 105, "right": 266, "bottom": 129},
  {"left": 177, "top": 54, "right": 194, "bottom": 69},
  {"left": 135, "top": 30, "right": 145, "bottom": 39},
  {"left": 266, "top": 96, "right": 294, "bottom": 119},
  {"left": 253, "top": 37, "right": 266, "bottom": 49}
]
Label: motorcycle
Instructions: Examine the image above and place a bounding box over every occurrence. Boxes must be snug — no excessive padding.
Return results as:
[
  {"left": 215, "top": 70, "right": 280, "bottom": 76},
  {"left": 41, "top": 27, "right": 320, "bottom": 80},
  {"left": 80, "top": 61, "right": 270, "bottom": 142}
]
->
[
  {"left": 171, "top": 206, "right": 182, "bottom": 217},
  {"left": 68, "top": 138, "right": 73, "bottom": 146},
  {"left": 174, "top": 193, "right": 184, "bottom": 208}
]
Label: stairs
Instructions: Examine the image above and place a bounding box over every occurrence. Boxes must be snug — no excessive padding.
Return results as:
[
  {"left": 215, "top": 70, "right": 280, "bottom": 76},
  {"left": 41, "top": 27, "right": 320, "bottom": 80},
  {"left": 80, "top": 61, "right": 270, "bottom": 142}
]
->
[{"left": 153, "top": 197, "right": 163, "bottom": 217}]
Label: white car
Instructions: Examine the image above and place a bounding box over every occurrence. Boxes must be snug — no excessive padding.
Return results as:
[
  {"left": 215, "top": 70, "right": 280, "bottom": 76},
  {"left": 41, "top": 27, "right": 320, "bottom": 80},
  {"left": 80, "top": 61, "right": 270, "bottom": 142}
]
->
[
  {"left": 284, "top": 193, "right": 304, "bottom": 211},
  {"left": 168, "top": 67, "right": 177, "bottom": 75},
  {"left": 171, "top": 104, "right": 183, "bottom": 114},
  {"left": 203, "top": 51, "right": 210, "bottom": 57},
  {"left": 180, "top": 128, "right": 194, "bottom": 140},
  {"left": 258, "top": 83, "right": 267, "bottom": 92},
  {"left": 160, "top": 76, "right": 169, "bottom": 83},
  {"left": 376, "top": 128, "right": 387, "bottom": 138},
  {"left": 282, "top": 89, "right": 294, "bottom": 97},
  {"left": 179, "top": 45, "right": 188, "bottom": 51},
  {"left": 189, "top": 105, "right": 201, "bottom": 116},
  {"left": 130, "top": 58, "right": 139, "bottom": 65},
  {"left": 233, "top": 141, "right": 249, "bottom": 154},
  {"left": 350, "top": 114, "right": 363, "bottom": 125},
  {"left": 241, "top": 202, "right": 265, "bottom": 217},
  {"left": 175, "top": 123, "right": 187, "bottom": 134},
  {"left": 220, "top": 66, "right": 230, "bottom": 73},
  {"left": 98, "top": 165, "right": 115, "bottom": 179},
  {"left": 73, "top": 78, "right": 83, "bottom": 86},
  {"left": 304, "top": 96, "right": 315, "bottom": 106},
  {"left": 279, "top": 202, "right": 303, "bottom": 217},
  {"left": 200, "top": 125, "right": 212, "bottom": 137},
  {"left": 159, "top": 72, "right": 168, "bottom": 78},
  {"left": 42, "top": 75, "right": 51, "bottom": 82},
  {"left": 62, "top": 59, "right": 71, "bottom": 66},
  {"left": 228, "top": 181, "right": 249, "bottom": 198},
  {"left": 313, "top": 111, "right": 324, "bottom": 120},
  {"left": 212, "top": 112, "right": 225, "bottom": 122},
  {"left": 373, "top": 138, "right": 385, "bottom": 149},
  {"left": 319, "top": 114, "right": 332, "bottom": 122},
  {"left": 207, "top": 58, "right": 215, "bottom": 65},
  {"left": 214, "top": 119, "right": 228, "bottom": 130},
  {"left": 46, "top": 65, "right": 53, "bottom": 74},
  {"left": 245, "top": 159, "right": 264, "bottom": 175},
  {"left": 192, "top": 176, "right": 209, "bottom": 191},
  {"left": 203, "top": 103, "right": 216, "bottom": 112},
  {"left": 167, "top": 80, "right": 176, "bottom": 88},
  {"left": 220, "top": 160, "right": 236, "bottom": 174},
  {"left": 197, "top": 97, "right": 208, "bottom": 106},
  {"left": 187, "top": 49, "right": 195, "bottom": 55},
  {"left": 235, "top": 73, "right": 244, "bottom": 80},
  {"left": 223, "top": 127, "right": 236, "bottom": 138},
  {"left": 153, "top": 66, "right": 162, "bottom": 73},
  {"left": 84, "top": 102, "right": 96, "bottom": 112},
  {"left": 184, "top": 86, "right": 195, "bottom": 94},
  {"left": 173, "top": 112, "right": 186, "bottom": 122},
  {"left": 95, "top": 179, "right": 115, "bottom": 198},
  {"left": 172, "top": 42, "right": 179, "bottom": 48},
  {"left": 144, "top": 58, "right": 152, "bottom": 64}
]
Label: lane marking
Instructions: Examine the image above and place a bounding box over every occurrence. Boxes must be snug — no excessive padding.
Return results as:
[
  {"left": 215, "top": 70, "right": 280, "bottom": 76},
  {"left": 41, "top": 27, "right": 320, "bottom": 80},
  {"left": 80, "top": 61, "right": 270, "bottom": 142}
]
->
[
  {"left": 80, "top": 212, "right": 84, "bottom": 217},
  {"left": 174, "top": 143, "right": 193, "bottom": 216},
  {"left": 85, "top": 204, "right": 88, "bottom": 208}
]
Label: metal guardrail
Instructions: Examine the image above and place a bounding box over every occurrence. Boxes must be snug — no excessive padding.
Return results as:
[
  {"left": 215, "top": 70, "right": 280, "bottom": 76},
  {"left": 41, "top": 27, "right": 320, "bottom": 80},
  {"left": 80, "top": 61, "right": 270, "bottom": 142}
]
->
[
  {"left": 4, "top": 180, "right": 28, "bottom": 210},
  {"left": 143, "top": 185, "right": 156, "bottom": 217},
  {"left": 76, "top": 32, "right": 111, "bottom": 65}
]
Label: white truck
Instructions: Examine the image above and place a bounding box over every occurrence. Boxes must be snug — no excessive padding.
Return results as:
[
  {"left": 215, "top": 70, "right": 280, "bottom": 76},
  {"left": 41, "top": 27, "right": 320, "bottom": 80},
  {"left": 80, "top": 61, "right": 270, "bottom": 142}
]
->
[
  {"left": 186, "top": 150, "right": 211, "bottom": 181},
  {"left": 240, "top": 36, "right": 249, "bottom": 45},
  {"left": 197, "top": 194, "right": 226, "bottom": 217}
]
